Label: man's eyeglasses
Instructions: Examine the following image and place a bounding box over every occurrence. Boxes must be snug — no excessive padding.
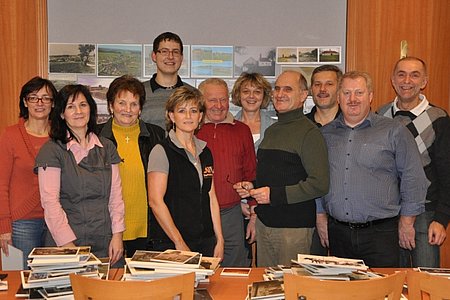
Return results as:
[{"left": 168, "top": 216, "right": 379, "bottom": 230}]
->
[
  {"left": 25, "top": 95, "right": 53, "bottom": 104},
  {"left": 156, "top": 48, "right": 182, "bottom": 57}
]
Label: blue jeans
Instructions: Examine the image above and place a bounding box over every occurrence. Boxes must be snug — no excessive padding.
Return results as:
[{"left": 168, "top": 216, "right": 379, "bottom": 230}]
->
[
  {"left": 12, "top": 219, "right": 45, "bottom": 269},
  {"left": 399, "top": 211, "right": 440, "bottom": 268}
]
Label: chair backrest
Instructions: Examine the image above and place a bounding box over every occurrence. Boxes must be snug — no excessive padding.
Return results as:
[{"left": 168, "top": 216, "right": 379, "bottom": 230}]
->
[
  {"left": 284, "top": 271, "right": 406, "bottom": 300},
  {"left": 70, "top": 272, "right": 195, "bottom": 300},
  {"left": 407, "top": 270, "right": 450, "bottom": 300}
]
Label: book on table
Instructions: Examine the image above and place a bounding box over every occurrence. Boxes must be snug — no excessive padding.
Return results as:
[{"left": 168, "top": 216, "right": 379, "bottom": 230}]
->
[
  {"left": 248, "top": 280, "right": 284, "bottom": 300},
  {"left": 129, "top": 250, "right": 202, "bottom": 269},
  {"left": 293, "top": 254, "right": 368, "bottom": 276},
  {"left": 418, "top": 267, "right": 450, "bottom": 277},
  {"left": 29, "top": 247, "right": 83, "bottom": 258}
]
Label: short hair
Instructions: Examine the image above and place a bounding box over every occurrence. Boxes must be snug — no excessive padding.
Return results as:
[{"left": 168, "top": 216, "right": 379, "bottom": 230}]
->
[
  {"left": 338, "top": 71, "right": 374, "bottom": 93},
  {"left": 153, "top": 32, "right": 183, "bottom": 54},
  {"left": 19, "top": 76, "right": 57, "bottom": 119},
  {"left": 50, "top": 84, "right": 98, "bottom": 144},
  {"left": 392, "top": 56, "right": 427, "bottom": 76},
  {"left": 165, "top": 86, "right": 204, "bottom": 132},
  {"left": 198, "top": 78, "right": 229, "bottom": 95},
  {"left": 278, "top": 71, "right": 308, "bottom": 91},
  {"left": 311, "top": 65, "right": 343, "bottom": 84},
  {"left": 106, "top": 75, "right": 145, "bottom": 114},
  {"left": 231, "top": 73, "right": 272, "bottom": 109}
]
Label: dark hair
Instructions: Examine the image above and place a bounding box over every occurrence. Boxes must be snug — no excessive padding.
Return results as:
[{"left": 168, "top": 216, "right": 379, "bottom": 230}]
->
[
  {"left": 106, "top": 75, "right": 145, "bottom": 114},
  {"left": 50, "top": 84, "right": 97, "bottom": 143},
  {"left": 311, "top": 65, "right": 343, "bottom": 84},
  {"left": 231, "top": 73, "right": 272, "bottom": 108},
  {"left": 19, "top": 76, "right": 58, "bottom": 119},
  {"left": 153, "top": 32, "right": 183, "bottom": 54},
  {"left": 165, "top": 86, "right": 204, "bottom": 132}
]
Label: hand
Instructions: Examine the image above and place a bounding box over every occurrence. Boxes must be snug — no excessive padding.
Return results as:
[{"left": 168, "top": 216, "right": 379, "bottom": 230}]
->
[
  {"left": 399, "top": 216, "right": 416, "bottom": 250},
  {"left": 241, "top": 202, "right": 251, "bottom": 218},
  {"left": 174, "top": 239, "right": 191, "bottom": 252},
  {"left": 0, "top": 232, "right": 12, "bottom": 256},
  {"left": 233, "top": 181, "right": 253, "bottom": 199},
  {"left": 108, "top": 233, "right": 124, "bottom": 265},
  {"left": 316, "top": 213, "right": 329, "bottom": 248},
  {"left": 428, "top": 221, "right": 447, "bottom": 246},
  {"left": 246, "top": 214, "right": 257, "bottom": 244},
  {"left": 250, "top": 187, "right": 270, "bottom": 204},
  {"left": 213, "top": 238, "right": 224, "bottom": 261}
]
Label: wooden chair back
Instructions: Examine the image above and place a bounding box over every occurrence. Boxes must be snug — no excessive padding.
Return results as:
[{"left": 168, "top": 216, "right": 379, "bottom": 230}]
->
[
  {"left": 407, "top": 270, "right": 450, "bottom": 300},
  {"left": 284, "top": 271, "right": 406, "bottom": 300},
  {"left": 70, "top": 272, "right": 195, "bottom": 300}
]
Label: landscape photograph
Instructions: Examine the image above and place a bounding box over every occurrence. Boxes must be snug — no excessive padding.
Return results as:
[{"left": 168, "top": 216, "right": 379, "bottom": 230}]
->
[
  {"left": 97, "top": 44, "right": 142, "bottom": 77},
  {"left": 49, "top": 43, "right": 96, "bottom": 74}
]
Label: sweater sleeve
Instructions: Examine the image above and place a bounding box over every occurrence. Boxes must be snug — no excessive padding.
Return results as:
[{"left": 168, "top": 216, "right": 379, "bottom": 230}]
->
[
  {"left": 432, "top": 117, "right": 450, "bottom": 227},
  {"left": 0, "top": 129, "right": 14, "bottom": 233},
  {"left": 272, "top": 127, "right": 330, "bottom": 206}
]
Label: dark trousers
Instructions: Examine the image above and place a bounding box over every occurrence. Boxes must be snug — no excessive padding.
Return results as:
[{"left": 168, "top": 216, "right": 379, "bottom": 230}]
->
[
  {"left": 149, "top": 235, "right": 216, "bottom": 257},
  {"left": 124, "top": 237, "right": 149, "bottom": 258},
  {"left": 328, "top": 217, "right": 400, "bottom": 267}
]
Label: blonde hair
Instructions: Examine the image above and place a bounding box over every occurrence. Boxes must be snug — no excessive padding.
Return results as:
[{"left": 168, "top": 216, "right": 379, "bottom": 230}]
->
[{"left": 231, "top": 73, "right": 272, "bottom": 108}]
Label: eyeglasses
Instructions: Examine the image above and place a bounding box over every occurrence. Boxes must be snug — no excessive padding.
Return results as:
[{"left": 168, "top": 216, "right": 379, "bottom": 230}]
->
[
  {"left": 156, "top": 48, "right": 182, "bottom": 57},
  {"left": 26, "top": 95, "right": 53, "bottom": 104}
]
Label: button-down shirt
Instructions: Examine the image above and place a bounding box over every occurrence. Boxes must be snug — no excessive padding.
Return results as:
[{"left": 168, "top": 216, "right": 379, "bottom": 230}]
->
[{"left": 316, "top": 112, "right": 427, "bottom": 223}]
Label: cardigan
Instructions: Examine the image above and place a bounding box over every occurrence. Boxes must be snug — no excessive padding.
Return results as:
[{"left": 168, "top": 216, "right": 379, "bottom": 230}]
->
[{"left": 0, "top": 118, "right": 47, "bottom": 234}]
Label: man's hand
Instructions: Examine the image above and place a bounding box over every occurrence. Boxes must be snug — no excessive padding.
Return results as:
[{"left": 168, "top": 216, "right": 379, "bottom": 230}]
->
[
  {"left": 246, "top": 214, "right": 257, "bottom": 244},
  {"left": 399, "top": 216, "right": 416, "bottom": 250},
  {"left": 316, "top": 213, "right": 329, "bottom": 248},
  {"left": 250, "top": 187, "right": 270, "bottom": 204},
  {"left": 233, "top": 181, "right": 253, "bottom": 199},
  {"left": 428, "top": 221, "right": 447, "bottom": 246}
]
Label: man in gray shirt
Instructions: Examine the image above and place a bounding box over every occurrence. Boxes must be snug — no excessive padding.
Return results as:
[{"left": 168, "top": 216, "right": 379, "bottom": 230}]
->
[
  {"left": 140, "top": 32, "right": 192, "bottom": 129},
  {"left": 316, "top": 71, "right": 428, "bottom": 267}
]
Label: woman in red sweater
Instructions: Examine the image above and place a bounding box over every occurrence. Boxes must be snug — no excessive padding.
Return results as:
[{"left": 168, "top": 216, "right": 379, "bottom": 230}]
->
[{"left": 0, "top": 77, "right": 57, "bottom": 268}]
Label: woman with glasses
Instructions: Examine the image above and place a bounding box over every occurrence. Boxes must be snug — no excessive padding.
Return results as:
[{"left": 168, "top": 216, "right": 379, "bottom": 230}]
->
[
  {"left": 35, "top": 85, "right": 125, "bottom": 266},
  {"left": 97, "top": 75, "right": 165, "bottom": 257},
  {"left": 147, "top": 86, "right": 224, "bottom": 259},
  {"left": 0, "top": 76, "right": 57, "bottom": 268}
]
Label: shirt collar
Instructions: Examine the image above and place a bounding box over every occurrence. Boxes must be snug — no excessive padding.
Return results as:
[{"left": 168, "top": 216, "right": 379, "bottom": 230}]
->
[
  {"left": 392, "top": 94, "right": 428, "bottom": 116},
  {"left": 66, "top": 132, "right": 103, "bottom": 151},
  {"left": 335, "top": 111, "right": 373, "bottom": 129},
  {"left": 150, "top": 73, "right": 184, "bottom": 92}
]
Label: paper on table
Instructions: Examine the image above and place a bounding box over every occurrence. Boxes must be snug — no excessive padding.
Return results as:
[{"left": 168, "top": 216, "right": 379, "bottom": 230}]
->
[{"left": 1, "top": 244, "right": 24, "bottom": 270}]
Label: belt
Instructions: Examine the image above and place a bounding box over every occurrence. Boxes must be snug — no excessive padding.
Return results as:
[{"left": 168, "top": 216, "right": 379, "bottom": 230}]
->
[{"left": 330, "top": 216, "right": 398, "bottom": 229}]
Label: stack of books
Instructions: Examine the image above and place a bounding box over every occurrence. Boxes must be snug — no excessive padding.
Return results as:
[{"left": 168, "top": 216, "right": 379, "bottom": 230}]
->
[
  {"left": 124, "top": 249, "right": 220, "bottom": 284},
  {"left": 19, "top": 246, "right": 105, "bottom": 299},
  {"left": 418, "top": 267, "right": 450, "bottom": 278},
  {"left": 290, "top": 254, "right": 375, "bottom": 281}
]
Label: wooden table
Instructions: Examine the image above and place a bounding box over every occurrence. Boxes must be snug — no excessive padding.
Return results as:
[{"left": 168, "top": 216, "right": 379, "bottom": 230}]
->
[{"left": 0, "top": 268, "right": 408, "bottom": 300}]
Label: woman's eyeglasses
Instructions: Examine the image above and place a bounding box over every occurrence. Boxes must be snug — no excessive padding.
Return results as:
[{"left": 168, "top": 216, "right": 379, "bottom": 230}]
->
[{"left": 26, "top": 95, "right": 53, "bottom": 104}]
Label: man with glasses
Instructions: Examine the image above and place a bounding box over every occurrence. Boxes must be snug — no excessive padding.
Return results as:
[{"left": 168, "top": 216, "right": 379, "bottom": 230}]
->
[
  {"left": 234, "top": 71, "right": 330, "bottom": 266},
  {"left": 141, "top": 32, "right": 192, "bottom": 129}
]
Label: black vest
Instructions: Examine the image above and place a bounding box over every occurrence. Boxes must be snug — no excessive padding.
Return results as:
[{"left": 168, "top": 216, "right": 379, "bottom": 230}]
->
[{"left": 149, "top": 138, "right": 214, "bottom": 242}]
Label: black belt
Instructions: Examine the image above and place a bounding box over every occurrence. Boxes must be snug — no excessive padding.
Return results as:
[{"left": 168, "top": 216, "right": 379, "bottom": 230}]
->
[{"left": 330, "top": 216, "right": 398, "bottom": 229}]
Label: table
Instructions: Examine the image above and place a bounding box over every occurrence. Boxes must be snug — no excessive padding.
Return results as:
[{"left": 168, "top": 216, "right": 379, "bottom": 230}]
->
[{"left": 0, "top": 268, "right": 408, "bottom": 300}]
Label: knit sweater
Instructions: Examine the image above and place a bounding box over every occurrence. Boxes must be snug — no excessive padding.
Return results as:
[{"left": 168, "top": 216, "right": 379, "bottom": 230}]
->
[
  {"left": 196, "top": 113, "right": 256, "bottom": 209},
  {"left": 141, "top": 76, "right": 193, "bottom": 129},
  {"left": 378, "top": 95, "right": 450, "bottom": 226},
  {"left": 112, "top": 121, "right": 147, "bottom": 240},
  {"left": 0, "top": 119, "right": 47, "bottom": 233},
  {"left": 255, "top": 108, "right": 330, "bottom": 228}
]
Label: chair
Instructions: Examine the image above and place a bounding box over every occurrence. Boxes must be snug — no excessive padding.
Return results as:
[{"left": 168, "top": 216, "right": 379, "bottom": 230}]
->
[
  {"left": 284, "top": 271, "right": 406, "bottom": 300},
  {"left": 69, "top": 272, "right": 195, "bottom": 300},
  {"left": 406, "top": 270, "right": 450, "bottom": 300}
]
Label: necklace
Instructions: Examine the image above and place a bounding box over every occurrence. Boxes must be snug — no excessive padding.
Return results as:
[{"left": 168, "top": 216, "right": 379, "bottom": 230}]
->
[{"left": 125, "top": 135, "right": 130, "bottom": 143}]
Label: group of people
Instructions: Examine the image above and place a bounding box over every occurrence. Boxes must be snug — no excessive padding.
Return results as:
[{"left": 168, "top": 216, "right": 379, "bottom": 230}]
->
[{"left": 0, "top": 32, "right": 448, "bottom": 271}]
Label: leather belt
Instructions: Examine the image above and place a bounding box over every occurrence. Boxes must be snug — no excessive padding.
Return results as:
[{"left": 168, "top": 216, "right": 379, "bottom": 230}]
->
[{"left": 330, "top": 216, "right": 398, "bottom": 229}]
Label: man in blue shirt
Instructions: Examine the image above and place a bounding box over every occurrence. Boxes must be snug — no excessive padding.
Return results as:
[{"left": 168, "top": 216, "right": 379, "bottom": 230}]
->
[{"left": 316, "top": 71, "right": 428, "bottom": 267}]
